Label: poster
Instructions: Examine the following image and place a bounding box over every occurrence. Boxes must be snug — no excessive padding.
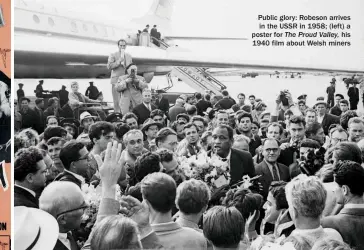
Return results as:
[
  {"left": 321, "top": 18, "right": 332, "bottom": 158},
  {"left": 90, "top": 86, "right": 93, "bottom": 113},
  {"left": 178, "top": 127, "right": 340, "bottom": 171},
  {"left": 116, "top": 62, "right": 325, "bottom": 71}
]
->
[{"left": 0, "top": 0, "right": 11, "bottom": 249}]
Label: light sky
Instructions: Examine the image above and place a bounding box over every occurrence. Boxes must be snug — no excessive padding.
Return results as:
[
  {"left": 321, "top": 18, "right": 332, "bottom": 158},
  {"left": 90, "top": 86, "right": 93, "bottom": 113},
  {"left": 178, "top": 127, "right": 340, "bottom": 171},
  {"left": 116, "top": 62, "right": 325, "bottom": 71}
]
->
[{"left": 28, "top": 0, "right": 364, "bottom": 71}]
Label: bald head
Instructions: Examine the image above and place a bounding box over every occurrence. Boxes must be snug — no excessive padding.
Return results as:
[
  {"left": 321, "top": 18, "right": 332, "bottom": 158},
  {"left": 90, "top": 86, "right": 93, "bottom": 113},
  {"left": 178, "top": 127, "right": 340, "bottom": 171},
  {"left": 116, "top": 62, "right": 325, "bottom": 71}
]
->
[{"left": 39, "top": 182, "right": 85, "bottom": 218}]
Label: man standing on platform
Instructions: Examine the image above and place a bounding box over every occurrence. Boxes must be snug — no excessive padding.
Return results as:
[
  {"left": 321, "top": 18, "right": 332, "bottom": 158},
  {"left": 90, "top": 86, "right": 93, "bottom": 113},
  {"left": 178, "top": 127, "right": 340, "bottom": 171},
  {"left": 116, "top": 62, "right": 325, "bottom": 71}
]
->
[
  {"left": 107, "top": 39, "right": 133, "bottom": 113},
  {"left": 17, "top": 83, "right": 24, "bottom": 102},
  {"left": 326, "top": 78, "right": 336, "bottom": 108},
  {"left": 35, "top": 80, "right": 52, "bottom": 98}
]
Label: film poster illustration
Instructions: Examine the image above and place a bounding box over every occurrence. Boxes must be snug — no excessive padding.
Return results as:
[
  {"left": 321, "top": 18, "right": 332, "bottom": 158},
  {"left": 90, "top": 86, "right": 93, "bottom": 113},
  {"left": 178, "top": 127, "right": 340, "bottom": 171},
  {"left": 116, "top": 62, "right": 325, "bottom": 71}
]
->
[{"left": 0, "top": 0, "right": 11, "bottom": 249}]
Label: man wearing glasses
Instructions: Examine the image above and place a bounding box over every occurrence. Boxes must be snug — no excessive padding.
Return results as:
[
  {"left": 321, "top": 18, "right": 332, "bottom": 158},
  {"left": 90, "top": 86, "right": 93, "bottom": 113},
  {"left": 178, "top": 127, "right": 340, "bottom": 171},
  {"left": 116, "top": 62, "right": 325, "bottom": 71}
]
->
[
  {"left": 39, "top": 181, "right": 87, "bottom": 250},
  {"left": 55, "top": 141, "right": 98, "bottom": 188},
  {"left": 329, "top": 126, "right": 348, "bottom": 148},
  {"left": 255, "top": 138, "right": 290, "bottom": 199},
  {"left": 107, "top": 39, "right": 133, "bottom": 113}
]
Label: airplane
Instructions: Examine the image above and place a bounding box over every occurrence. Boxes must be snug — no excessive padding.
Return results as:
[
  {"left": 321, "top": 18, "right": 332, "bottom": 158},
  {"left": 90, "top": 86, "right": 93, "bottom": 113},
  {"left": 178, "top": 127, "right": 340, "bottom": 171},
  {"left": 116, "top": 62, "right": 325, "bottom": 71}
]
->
[{"left": 15, "top": 0, "right": 364, "bottom": 83}]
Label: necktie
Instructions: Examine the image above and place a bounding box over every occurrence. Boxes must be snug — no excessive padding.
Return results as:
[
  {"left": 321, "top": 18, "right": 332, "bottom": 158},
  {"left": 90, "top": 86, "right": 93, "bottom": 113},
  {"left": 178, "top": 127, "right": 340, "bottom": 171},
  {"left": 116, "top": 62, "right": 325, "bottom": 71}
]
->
[
  {"left": 67, "top": 232, "right": 79, "bottom": 250},
  {"left": 272, "top": 165, "right": 280, "bottom": 181}
]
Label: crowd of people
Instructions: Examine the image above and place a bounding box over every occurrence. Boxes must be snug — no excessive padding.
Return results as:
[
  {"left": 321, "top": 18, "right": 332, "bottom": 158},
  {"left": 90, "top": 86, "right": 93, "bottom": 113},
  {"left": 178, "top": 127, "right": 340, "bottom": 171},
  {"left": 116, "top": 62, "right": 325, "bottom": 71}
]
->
[
  {"left": 14, "top": 71, "right": 364, "bottom": 250},
  {"left": 13, "top": 34, "right": 364, "bottom": 250}
]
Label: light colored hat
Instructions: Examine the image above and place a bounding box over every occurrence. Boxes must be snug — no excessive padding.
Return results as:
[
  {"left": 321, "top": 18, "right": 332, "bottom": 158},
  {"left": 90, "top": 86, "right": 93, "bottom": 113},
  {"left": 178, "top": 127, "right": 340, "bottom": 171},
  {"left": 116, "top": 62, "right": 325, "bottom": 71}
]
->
[
  {"left": 15, "top": 206, "right": 59, "bottom": 250},
  {"left": 80, "top": 111, "right": 96, "bottom": 123},
  {"left": 315, "top": 97, "right": 327, "bottom": 106}
]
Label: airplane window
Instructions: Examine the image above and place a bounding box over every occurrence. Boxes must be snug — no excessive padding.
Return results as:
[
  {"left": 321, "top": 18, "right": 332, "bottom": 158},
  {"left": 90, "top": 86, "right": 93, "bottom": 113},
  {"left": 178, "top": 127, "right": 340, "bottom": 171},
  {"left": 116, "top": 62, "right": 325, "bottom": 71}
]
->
[
  {"left": 48, "top": 17, "right": 55, "bottom": 27},
  {"left": 71, "top": 21, "right": 78, "bottom": 33},
  {"left": 33, "top": 14, "right": 40, "bottom": 24},
  {"left": 93, "top": 25, "right": 98, "bottom": 33},
  {"left": 83, "top": 23, "right": 88, "bottom": 31}
]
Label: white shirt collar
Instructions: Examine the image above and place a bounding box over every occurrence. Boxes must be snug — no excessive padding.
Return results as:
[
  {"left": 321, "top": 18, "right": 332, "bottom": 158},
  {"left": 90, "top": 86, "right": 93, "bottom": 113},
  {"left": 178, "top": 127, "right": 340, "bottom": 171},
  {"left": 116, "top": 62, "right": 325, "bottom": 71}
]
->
[
  {"left": 58, "top": 232, "right": 71, "bottom": 250},
  {"left": 64, "top": 169, "right": 85, "bottom": 184},
  {"left": 143, "top": 102, "right": 151, "bottom": 109},
  {"left": 15, "top": 184, "right": 36, "bottom": 197}
]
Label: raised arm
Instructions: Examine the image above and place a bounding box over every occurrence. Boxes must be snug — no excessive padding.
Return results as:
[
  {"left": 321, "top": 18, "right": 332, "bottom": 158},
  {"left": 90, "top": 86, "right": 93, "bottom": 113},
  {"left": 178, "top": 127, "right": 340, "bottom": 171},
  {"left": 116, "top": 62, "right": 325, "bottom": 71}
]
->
[{"left": 107, "top": 53, "right": 121, "bottom": 70}]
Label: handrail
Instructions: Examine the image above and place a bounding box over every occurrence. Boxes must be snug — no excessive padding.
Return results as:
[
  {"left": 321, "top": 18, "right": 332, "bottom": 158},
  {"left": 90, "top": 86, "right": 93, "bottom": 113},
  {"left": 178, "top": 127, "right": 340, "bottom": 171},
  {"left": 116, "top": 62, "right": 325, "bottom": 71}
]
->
[
  {"left": 195, "top": 68, "right": 226, "bottom": 90},
  {"left": 150, "top": 36, "right": 227, "bottom": 91}
]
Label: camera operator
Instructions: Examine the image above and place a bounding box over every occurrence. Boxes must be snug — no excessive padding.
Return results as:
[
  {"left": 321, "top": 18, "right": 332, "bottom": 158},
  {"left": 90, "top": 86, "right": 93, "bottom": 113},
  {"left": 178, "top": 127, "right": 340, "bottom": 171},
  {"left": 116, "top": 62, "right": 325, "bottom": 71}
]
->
[
  {"left": 289, "top": 138, "right": 322, "bottom": 178},
  {"left": 278, "top": 115, "right": 306, "bottom": 167},
  {"left": 116, "top": 64, "right": 148, "bottom": 115}
]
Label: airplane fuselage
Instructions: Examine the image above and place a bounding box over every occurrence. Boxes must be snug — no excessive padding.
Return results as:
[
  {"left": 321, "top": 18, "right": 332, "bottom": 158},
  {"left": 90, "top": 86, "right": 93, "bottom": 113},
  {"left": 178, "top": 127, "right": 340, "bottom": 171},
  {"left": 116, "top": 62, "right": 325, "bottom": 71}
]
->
[{"left": 14, "top": 0, "right": 171, "bottom": 81}]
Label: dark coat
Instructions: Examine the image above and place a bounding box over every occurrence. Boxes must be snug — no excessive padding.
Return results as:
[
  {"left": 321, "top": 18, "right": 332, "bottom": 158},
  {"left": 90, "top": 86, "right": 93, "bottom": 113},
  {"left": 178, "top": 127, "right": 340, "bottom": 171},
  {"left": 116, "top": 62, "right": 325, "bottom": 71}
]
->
[
  {"left": 255, "top": 160, "right": 290, "bottom": 199},
  {"left": 132, "top": 103, "right": 157, "bottom": 125},
  {"left": 155, "top": 97, "right": 170, "bottom": 116},
  {"left": 321, "top": 113, "right": 340, "bottom": 135},
  {"left": 169, "top": 105, "right": 186, "bottom": 122},
  {"left": 215, "top": 98, "right": 235, "bottom": 110},
  {"left": 53, "top": 171, "right": 82, "bottom": 188},
  {"left": 230, "top": 148, "right": 256, "bottom": 184},
  {"left": 321, "top": 205, "right": 364, "bottom": 249},
  {"left": 196, "top": 99, "right": 212, "bottom": 116},
  {"left": 20, "top": 108, "right": 38, "bottom": 130},
  {"left": 208, "top": 148, "right": 255, "bottom": 184},
  {"left": 34, "top": 107, "right": 45, "bottom": 134},
  {"left": 53, "top": 233, "right": 79, "bottom": 250},
  {"left": 59, "top": 89, "right": 69, "bottom": 108},
  {"left": 329, "top": 105, "right": 342, "bottom": 117},
  {"left": 14, "top": 185, "right": 39, "bottom": 208},
  {"left": 348, "top": 86, "right": 359, "bottom": 110}
]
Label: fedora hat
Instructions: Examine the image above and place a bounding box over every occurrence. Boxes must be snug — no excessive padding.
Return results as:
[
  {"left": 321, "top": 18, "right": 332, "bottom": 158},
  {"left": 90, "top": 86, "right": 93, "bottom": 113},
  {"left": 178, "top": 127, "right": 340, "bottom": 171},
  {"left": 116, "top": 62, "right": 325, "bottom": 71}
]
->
[
  {"left": 80, "top": 111, "right": 96, "bottom": 123},
  {"left": 141, "top": 118, "right": 163, "bottom": 133},
  {"left": 15, "top": 206, "right": 59, "bottom": 250}
]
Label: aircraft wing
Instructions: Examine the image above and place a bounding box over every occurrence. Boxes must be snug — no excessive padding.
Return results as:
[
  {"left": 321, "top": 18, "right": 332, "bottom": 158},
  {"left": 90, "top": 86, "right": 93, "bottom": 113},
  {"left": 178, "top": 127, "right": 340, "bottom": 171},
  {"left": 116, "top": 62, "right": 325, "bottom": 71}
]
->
[{"left": 15, "top": 34, "right": 364, "bottom": 78}]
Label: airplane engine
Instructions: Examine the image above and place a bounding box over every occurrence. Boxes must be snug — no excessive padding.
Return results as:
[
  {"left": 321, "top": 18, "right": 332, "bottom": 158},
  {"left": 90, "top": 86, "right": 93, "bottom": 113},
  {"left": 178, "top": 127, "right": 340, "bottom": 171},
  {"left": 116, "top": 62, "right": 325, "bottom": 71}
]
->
[{"left": 143, "top": 72, "right": 155, "bottom": 83}]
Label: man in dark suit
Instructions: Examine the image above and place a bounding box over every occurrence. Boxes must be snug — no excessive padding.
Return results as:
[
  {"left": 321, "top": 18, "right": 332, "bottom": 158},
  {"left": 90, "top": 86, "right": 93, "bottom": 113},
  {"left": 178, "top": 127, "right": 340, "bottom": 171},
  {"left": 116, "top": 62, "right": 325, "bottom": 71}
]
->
[
  {"left": 17, "top": 83, "right": 25, "bottom": 102},
  {"left": 329, "top": 94, "right": 344, "bottom": 117},
  {"left": 19, "top": 97, "right": 38, "bottom": 130},
  {"left": 15, "top": 147, "right": 47, "bottom": 208},
  {"left": 211, "top": 124, "right": 255, "bottom": 184},
  {"left": 155, "top": 90, "right": 170, "bottom": 117},
  {"left": 215, "top": 90, "right": 235, "bottom": 110},
  {"left": 321, "top": 161, "right": 364, "bottom": 249},
  {"left": 133, "top": 89, "right": 156, "bottom": 126},
  {"left": 54, "top": 141, "right": 96, "bottom": 188},
  {"left": 195, "top": 92, "right": 212, "bottom": 116},
  {"left": 59, "top": 85, "right": 69, "bottom": 108},
  {"left": 39, "top": 182, "right": 84, "bottom": 250},
  {"left": 34, "top": 98, "right": 45, "bottom": 134},
  {"left": 315, "top": 99, "right": 340, "bottom": 135},
  {"left": 326, "top": 79, "right": 336, "bottom": 108},
  {"left": 255, "top": 138, "right": 290, "bottom": 199}
]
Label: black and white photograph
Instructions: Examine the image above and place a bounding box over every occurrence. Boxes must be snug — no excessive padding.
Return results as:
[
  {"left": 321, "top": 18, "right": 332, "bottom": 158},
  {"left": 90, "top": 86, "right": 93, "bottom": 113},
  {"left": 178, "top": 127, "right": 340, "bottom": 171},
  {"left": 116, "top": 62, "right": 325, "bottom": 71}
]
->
[{"left": 14, "top": 0, "right": 364, "bottom": 249}]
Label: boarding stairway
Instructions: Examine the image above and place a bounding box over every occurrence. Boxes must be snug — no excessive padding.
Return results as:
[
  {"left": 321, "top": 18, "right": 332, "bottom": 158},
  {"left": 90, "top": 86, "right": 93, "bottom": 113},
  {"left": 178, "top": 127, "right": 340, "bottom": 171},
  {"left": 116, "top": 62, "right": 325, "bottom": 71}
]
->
[{"left": 148, "top": 36, "right": 227, "bottom": 94}]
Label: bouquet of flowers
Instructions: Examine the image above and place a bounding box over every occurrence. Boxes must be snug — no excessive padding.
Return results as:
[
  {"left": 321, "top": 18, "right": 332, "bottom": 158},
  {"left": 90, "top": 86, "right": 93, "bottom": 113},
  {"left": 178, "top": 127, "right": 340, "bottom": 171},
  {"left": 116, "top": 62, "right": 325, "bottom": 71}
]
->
[
  {"left": 178, "top": 152, "right": 230, "bottom": 191},
  {"left": 250, "top": 235, "right": 297, "bottom": 250}
]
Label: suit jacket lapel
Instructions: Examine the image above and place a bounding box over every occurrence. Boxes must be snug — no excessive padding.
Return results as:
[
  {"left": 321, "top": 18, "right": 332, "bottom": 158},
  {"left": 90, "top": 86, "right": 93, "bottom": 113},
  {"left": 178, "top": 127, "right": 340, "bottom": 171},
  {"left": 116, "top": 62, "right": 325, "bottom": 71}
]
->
[
  {"left": 230, "top": 149, "right": 242, "bottom": 183},
  {"left": 262, "top": 161, "right": 273, "bottom": 183}
]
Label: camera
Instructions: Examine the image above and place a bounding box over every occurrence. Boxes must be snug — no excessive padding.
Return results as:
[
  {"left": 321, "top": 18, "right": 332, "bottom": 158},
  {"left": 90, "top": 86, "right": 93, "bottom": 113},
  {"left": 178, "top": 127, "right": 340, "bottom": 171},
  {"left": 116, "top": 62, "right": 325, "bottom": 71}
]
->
[{"left": 298, "top": 148, "right": 325, "bottom": 176}]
